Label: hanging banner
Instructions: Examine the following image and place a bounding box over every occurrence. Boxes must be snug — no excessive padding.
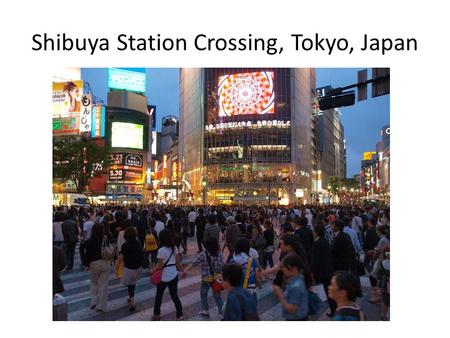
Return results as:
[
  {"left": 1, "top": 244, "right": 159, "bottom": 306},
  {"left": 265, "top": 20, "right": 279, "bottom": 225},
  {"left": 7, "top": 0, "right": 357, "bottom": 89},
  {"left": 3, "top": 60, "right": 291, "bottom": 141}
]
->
[
  {"left": 79, "top": 94, "right": 92, "bottom": 132},
  {"left": 91, "top": 105, "right": 106, "bottom": 138}
]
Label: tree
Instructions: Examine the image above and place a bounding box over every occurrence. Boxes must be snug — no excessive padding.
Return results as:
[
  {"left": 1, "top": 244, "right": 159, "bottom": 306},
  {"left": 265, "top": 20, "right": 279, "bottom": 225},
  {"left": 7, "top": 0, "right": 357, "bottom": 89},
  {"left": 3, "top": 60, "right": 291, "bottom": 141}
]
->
[{"left": 53, "top": 136, "right": 108, "bottom": 193}]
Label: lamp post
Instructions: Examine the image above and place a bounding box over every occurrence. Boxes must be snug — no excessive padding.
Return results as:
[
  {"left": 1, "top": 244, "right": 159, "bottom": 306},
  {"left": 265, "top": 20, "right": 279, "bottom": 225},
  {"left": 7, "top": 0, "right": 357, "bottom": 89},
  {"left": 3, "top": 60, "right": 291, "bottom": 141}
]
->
[{"left": 202, "top": 180, "right": 207, "bottom": 205}]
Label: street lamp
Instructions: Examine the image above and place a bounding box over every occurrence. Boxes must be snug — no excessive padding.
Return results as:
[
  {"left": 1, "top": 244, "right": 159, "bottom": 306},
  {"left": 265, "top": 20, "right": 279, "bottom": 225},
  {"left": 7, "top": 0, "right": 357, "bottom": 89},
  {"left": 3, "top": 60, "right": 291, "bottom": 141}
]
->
[{"left": 202, "top": 180, "right": 207, "bottom": 205}]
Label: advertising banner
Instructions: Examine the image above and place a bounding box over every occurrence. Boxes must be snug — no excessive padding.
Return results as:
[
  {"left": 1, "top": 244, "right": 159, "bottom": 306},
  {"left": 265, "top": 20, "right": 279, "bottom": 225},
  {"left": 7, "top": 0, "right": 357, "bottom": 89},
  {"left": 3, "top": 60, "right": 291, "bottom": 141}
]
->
[
  {"left": 111, "top": 122, "right": 144, "bottom": 149},
  {"left": 108, "top": 68, "right": 146, "bottom": 93},
  {"left": 79, "top": 94, "right": 92, "bottom": 132},
  {"left": 53, "top": 116, "right": 79, "bottom": 136},
  {"left": 363, "top": 151, "right": 377, "bottom": 161},
  {"left": 91, "top": 105, "right": 106, "bottom": 138},
  {"left": 218, "top": 71, "right": 274, "bottom": 117},
  {"left": 52, "top": 80, "right": 83, "bottom": 117},
  {"left": 109, "top": 153, "right": 143, "bottom": 168},
  {"left": 106, "top": 184, "right": 143, "bottom": 196}
]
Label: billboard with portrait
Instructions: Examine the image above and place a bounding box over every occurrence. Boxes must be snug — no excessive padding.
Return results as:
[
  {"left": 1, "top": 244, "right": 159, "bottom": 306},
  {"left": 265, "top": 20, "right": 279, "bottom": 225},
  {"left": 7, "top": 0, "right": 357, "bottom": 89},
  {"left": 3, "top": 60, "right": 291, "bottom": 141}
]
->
[
  {"left": 218, "top": 71, "right": 274, "bottom": 117},
  {"left": 111, "top": 122, "right": 144, "bottom": 149},
  {"left": 52, "top": 80, "right": 83, "bottom": 117}
]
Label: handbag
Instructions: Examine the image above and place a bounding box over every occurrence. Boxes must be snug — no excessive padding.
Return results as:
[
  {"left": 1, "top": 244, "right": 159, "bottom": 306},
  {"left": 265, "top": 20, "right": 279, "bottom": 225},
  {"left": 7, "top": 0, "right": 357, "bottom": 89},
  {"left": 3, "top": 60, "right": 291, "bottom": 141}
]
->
[
  {"left": 205, "top": 251, "right": 224, "bottom": 292},
  {"left": 101, "top": 238, "right": 115, "bottom": 260},
  {"left": 115, "top": 255, "right": 124, "bottom": 278},
  {"left": 254, "top": 234, "right": 267, "bottom": 249},
  {"left": 150, "top": 249, "right": 173, "bottom": 285}
]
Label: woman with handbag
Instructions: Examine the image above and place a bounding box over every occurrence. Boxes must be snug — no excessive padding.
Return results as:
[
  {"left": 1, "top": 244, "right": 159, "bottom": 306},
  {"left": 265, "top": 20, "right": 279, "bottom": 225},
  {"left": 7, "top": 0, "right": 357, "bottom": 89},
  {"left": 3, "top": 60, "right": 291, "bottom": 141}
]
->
[
  {"left": 120, "top": 226, "right": 143, "bottom": 312},
  {"left": 182, "top": 237, "right": 224, "bottom": 318},
  {"left": 151, "top": 229, "right": 184, "bottom": 320},
  {"left": 83, "top": 223, "right": 112, "bottom": 312}
]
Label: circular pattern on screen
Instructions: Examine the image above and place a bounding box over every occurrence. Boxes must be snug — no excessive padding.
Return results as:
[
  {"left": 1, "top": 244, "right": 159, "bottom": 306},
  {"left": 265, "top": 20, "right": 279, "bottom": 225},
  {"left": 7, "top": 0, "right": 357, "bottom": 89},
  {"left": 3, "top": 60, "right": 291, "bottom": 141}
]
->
[{"left": 229, "top": 77, "right": 262, "bottom": 109}]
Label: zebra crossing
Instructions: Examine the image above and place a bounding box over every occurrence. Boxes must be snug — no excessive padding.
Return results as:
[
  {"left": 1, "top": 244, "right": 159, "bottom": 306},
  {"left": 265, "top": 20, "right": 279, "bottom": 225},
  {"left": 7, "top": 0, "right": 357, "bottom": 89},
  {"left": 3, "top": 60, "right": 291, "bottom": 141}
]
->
[{"left": 58, "top": 239, "right": 379, "bottom": 321}]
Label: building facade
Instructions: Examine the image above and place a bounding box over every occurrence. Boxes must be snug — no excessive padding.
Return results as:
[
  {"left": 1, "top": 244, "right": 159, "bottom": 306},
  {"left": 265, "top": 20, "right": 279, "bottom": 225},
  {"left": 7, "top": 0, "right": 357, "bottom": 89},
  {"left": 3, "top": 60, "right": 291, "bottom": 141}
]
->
[{"left": 179, "top": 68, "right": 316, "bottom": 205}]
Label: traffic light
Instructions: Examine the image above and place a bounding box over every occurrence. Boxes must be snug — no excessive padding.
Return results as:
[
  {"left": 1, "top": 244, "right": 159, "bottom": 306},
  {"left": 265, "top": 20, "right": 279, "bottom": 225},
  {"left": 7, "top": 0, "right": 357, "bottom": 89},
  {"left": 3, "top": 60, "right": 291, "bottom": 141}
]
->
[{"left": 318, "top": 91, "right": 355, "bottom": 110}]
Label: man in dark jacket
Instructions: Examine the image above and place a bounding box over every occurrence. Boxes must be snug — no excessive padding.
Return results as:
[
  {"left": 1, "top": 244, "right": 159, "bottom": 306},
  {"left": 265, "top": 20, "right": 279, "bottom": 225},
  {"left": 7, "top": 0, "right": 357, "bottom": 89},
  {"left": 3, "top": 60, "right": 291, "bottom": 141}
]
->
[
  {"left": 292, "top": 217, "right": 314, "bottom": 265},
  {"left": 311, "top": 224, "right": 335, "bottom": 316},
  {"left": 195, "top": 209, "right": 206, "bottom": 252},
  {"left": 61, "top": 210, "right": 79, "bottom": 270},
  {"left": 331, "top": 219, "right": 357, "bottom": 273},
  {"left": 53, "top": 245, "right": 65, "bottom": 295}
]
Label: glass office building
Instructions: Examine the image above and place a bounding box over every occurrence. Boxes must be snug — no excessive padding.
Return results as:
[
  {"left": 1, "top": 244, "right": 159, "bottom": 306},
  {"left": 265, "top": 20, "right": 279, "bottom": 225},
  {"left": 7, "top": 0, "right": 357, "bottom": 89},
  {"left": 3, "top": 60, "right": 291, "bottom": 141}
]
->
[{"left": 179, "top": 68, "right": 316, "bottom": 205}]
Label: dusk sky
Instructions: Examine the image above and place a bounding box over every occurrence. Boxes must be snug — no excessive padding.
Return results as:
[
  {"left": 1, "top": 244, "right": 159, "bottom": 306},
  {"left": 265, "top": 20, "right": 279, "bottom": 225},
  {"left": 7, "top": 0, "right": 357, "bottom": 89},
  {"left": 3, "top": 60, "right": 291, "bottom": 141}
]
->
[{"left": 81, "top": 68, "right": 389, "bottom": 177}]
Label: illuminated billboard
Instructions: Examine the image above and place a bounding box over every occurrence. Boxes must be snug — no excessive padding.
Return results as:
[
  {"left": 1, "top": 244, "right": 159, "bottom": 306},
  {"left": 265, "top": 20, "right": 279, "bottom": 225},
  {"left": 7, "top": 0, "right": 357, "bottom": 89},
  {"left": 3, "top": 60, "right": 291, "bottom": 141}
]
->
[
  {"left": 52, "top": 80, "right": 83, "bottom": 117},
  {"left": 218, "top": 71, "right": 274, "bottom": 117},
  {"left": 53, "top": 116, "right": 79, "bottom": 136},
  {"left": 151, "top": 131, "right": 157, "bottom": 155},
  {"left": 363, "top": 151, "right": 377, "bottom": 161},
  {"left": 111, "top": 122, "right": 143, "bottom": 149},
  {"left": 108, "top": 68, "right": 146, "bottom": 93},
  {"left": 91, "top": 105, "right": 106, "bottom": 138}
]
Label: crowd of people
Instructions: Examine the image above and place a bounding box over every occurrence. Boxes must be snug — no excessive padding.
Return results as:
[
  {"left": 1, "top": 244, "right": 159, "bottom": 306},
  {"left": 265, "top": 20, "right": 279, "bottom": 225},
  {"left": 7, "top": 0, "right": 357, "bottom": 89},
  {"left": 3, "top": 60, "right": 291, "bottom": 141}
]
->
[{"left": 53, "top": 203, "right": 390, "bottom": 321}]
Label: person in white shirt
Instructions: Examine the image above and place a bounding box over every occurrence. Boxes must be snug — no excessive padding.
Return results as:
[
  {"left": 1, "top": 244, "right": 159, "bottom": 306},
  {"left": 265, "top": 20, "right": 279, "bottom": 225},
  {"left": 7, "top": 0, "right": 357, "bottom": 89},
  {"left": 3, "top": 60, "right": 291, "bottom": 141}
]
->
[
  {"left": 188, "top": 209, "right": 197, "bottom": 237},
  {"left": 154, "top": 214, "right": 165, "bottom": 236},
  {"left": 82, "top": 208, "right": 96, "bottom": 241},
  {"left": 151, "top": 229, "right": 184, "bottom": 320}
]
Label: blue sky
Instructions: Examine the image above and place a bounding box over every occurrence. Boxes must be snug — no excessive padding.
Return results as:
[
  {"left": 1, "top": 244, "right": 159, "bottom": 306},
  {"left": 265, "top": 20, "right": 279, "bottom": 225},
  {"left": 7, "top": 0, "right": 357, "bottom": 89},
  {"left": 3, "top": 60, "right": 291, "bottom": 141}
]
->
[{"left": 81, "top": 68, "right": 389, "bottom": 177}]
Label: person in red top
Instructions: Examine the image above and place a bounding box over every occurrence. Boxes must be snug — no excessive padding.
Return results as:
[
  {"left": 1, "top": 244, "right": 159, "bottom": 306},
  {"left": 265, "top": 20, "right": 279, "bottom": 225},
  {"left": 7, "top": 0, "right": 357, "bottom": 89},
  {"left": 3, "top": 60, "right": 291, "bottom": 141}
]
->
[{"left": 327, "top": 212, "right": 336, "bottom": 225}]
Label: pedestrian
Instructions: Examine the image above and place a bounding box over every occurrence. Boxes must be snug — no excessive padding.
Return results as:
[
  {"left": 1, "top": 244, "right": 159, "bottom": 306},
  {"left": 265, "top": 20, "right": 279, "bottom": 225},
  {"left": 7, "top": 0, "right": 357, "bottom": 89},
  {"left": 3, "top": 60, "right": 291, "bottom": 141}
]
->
[
  {"left": 53, "top": 212, "right": 65, "bottom": 247},
  {"left": 261, "top": 220, "right": 275, "bottom": 269},
  {"left": 377, "top": 247, "right": 390, "bottom": 320},
  {"left": 272, "top": 253, "right": 312, "bottom": 321},
  {"left": 120, "top": 226, "right": 143, "bottom": 312},
  {"left": 182, "top": 237, "right": 224, "bottom": 318},
  {"left": 152, "top": 229, "right": 184, "bottom": 320},
  {"left": 228, "top": 238, "right": 260, "bottom": 301},
  {"left": 292, "top": 217, "right": 314, "bottom": 264},
  {"left": 83, "top": 223, "right": 111, "bottom": 312},
  {"left": 328, "top": 271, "right": 364, "bottom": 321},
  {"left": 331, "top": 219, "right": 357, "bottom": 273},
  {"left": 259, "top": 234, "right": 308, "bottom": 285},
  {"left": 223, "top": 216, "right": 240, "bottom": 259},
  {"left": 188, "top": 207, "right": 197, "bottom": 237},
  {"left": 364, "top": 218, "right": 380, "bottom": 301},
  {"left": 310, "top": 224, "right": 335, "bottom": 316},
  {"left": 204, "top": 213, "right": 221, "bottom": 243},
  {"left": 144, "top": 219, "right": 159, "bottom": 268},
  {"left": 251, "top": 218, "right": 267, "bottom": 260},
  {"left": 61, "top": 210, "right": 79, "bottom": 270},
  {"left": 195, "top": 209, "right": 206, "bottom": 252},
  {"left": 222, "top": 264, "right": 259, "bottom": 321},
  {"left": 53, "top": 245, "right": 65, "bottom": 295}
]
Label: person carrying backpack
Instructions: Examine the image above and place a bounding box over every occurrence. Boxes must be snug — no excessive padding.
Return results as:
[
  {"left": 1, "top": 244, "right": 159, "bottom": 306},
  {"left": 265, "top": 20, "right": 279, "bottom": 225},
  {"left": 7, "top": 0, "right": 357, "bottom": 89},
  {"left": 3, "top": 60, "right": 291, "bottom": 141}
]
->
[
  {"left": 228, "top": 238, "right": 260, "bottom": 303},
  {"left": 222, "top": 264, "right": 259, "bottom": 321},
  {"left": 144, "top": 220, "right": 158, "bottom": 269}
]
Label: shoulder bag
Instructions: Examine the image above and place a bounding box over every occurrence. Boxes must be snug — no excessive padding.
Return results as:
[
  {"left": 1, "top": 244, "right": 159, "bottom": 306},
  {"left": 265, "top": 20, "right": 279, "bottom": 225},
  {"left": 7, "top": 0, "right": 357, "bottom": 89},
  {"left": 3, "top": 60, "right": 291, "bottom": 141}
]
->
[
  {"left": 150, "top": 249, "right": 173, "bottom": 285},
  {"left": 205, "top": 251, "right": 224, "bottom": 292}
]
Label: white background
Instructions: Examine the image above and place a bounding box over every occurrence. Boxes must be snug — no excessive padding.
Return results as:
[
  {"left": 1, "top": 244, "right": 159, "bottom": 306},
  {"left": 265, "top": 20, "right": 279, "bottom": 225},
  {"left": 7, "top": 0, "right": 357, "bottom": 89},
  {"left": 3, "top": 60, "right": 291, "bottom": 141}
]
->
[{"left": 1, "top": 0, "right": 449, "bottom": 336}]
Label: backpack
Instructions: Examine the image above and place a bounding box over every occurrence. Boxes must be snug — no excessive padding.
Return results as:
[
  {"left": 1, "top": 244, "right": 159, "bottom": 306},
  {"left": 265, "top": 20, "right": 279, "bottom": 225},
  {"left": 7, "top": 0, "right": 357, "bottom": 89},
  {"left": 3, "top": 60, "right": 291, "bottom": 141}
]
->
[{"left": 145, "top": 232, "right": 158, "bottom": 251}]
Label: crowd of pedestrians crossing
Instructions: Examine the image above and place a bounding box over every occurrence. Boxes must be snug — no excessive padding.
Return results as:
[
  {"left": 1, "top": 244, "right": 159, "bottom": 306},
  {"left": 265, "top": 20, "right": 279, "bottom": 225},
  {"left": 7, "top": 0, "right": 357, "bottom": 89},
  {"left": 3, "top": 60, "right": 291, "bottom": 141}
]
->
[{"left": 53, "top": 203, "right": 390, "bottom": 321}]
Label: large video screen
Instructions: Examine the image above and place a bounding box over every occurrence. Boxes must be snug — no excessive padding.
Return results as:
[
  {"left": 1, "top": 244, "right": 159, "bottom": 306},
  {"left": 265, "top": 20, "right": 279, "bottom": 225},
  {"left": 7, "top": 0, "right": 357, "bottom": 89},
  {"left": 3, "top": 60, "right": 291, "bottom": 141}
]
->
[
  {"left": 108, "top": 68, "right": 146, "bottom": 93},
  {"left": 111, "top": 122, "right": 143, "bottom": 149},
  {"left": 218, "top": 71, "right": 275, "bottom": 117}
]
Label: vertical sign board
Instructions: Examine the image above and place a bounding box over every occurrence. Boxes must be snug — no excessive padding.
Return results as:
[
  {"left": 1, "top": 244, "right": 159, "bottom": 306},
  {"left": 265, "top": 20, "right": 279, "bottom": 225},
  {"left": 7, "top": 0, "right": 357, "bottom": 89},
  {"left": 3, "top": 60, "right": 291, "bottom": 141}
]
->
[
  {"left": 79, "top": 94, "right": 92, "bottom": 132},
  {"left": 91, "top": 105, "right": 106, "bottom": 138}
]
